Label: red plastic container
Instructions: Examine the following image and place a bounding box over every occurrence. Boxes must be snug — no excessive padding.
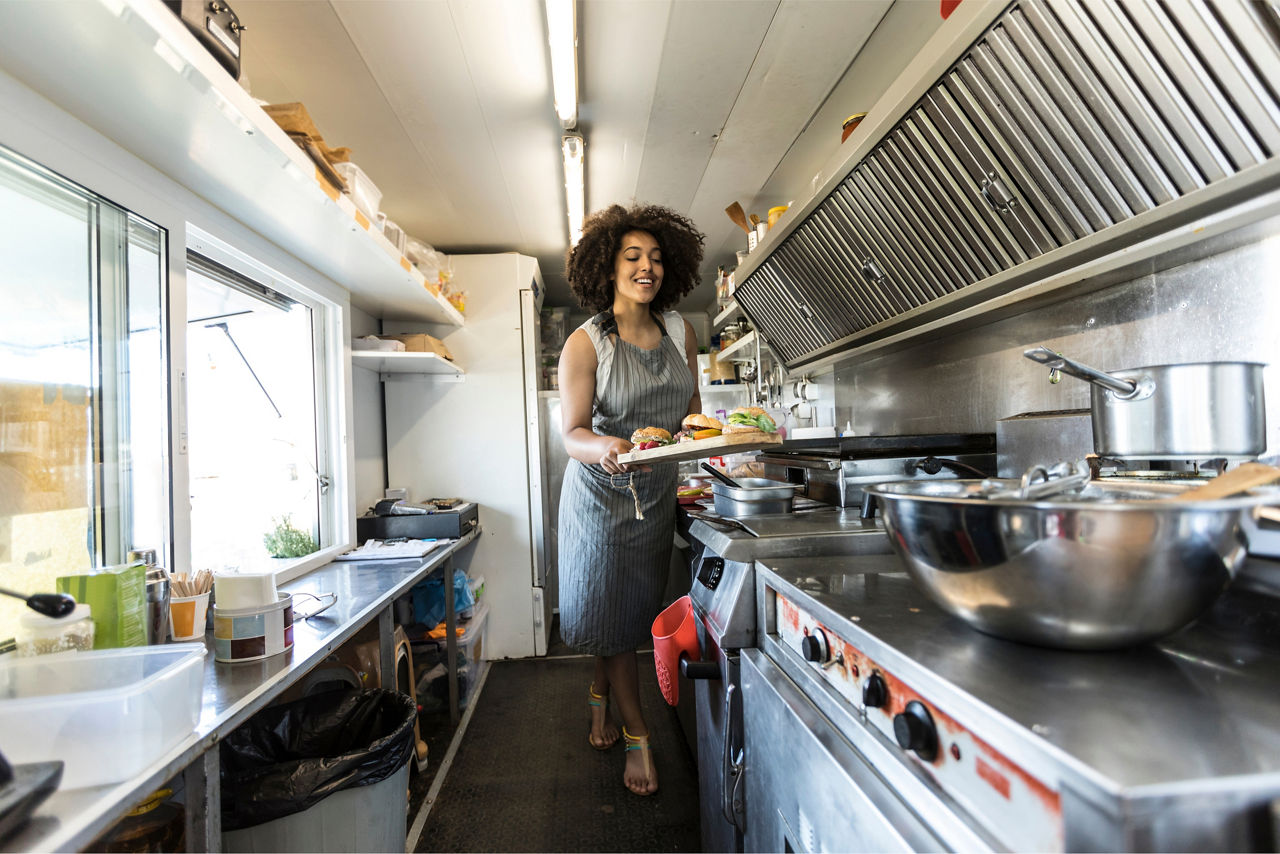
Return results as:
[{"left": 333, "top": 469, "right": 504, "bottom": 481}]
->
[{"left": 651, "top": 595, "right": 701, "bottom": 706}]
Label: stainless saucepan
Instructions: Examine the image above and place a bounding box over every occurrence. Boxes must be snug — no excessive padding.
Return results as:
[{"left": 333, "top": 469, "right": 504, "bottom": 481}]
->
[{"left": 1024, "top": 347, "right": 1266, "bottom": 460}]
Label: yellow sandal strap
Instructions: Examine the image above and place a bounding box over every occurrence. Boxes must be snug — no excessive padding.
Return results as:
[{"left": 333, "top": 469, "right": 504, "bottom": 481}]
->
[
  {"left": 588, "top": 685, "right": 608, "bottom": 707},
  {"left": 622, "top": 727, "right": 651, "bottom": 750}
]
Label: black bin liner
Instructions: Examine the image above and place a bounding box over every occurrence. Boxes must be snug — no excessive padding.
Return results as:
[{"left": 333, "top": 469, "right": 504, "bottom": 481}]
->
[{"left": 220, "top": 688, "right": 416, "bottom": 831}]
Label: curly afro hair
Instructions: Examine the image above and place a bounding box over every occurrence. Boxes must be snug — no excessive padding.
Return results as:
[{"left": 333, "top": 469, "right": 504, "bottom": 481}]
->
[{"left": 565, "top": 203, "right": 705, "bottom": 313}]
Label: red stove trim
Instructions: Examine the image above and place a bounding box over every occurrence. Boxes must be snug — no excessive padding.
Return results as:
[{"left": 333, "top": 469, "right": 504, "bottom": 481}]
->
[
  {"left": 975, "top": 755, "right": 1011, "bottom": 799},
  {"left": 774, "top": 590, "right": 1065, "bottom": 850},
  {"left": 970, "top": 730, "right": 1063, "bottom": 817}
]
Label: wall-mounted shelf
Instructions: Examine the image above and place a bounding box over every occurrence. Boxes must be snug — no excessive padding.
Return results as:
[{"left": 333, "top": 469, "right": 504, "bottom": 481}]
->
[
  {"left": 716, "top": 331, "right": 757, "bottom": 362},
  {"left": 0, "top": 0, "right": 463, "bottom": 326},
  {"left": 712, "top": 301, "right": 740, "bottom": 332},
  {"left": 351, "top": 351, "right": 465, "bottom": 380}
]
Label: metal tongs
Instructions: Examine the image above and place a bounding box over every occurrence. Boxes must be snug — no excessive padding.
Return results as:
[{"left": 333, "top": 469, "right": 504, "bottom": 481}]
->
[{"left": 979, "top": 461, "right": 1091, "bottom": 501}]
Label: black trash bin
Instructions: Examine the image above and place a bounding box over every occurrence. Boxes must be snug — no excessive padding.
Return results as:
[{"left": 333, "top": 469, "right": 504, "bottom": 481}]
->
[{"left": 219, "top": 688, "right": 416, "bottom": 853}]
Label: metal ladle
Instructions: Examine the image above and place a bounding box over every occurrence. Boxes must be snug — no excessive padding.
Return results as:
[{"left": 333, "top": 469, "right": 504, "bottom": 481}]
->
[{"left": 0, "top": 586, "right": 77, "bottom": 618}]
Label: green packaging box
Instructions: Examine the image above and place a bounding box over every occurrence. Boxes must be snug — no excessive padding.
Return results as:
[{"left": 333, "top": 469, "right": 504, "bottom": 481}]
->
[{"left": 57, "top": 562, "right": 147, "bottom": 649}]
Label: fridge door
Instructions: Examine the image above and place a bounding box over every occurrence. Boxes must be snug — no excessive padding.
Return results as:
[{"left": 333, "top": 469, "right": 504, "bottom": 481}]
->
[
  {"left": 520, "top": 287, "right": 553, "bottom": 655},
  {"left": 539, "top": 392, "right": 566, "bottom": 613}
]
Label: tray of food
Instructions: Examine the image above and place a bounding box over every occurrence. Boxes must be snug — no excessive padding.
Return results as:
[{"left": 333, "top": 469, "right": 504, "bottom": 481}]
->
[{"left": 618, "top": 408, "right": 782, "bottom": 464}]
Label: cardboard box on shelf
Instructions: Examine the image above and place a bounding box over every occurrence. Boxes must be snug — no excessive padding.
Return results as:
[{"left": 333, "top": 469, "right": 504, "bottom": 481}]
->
[{"left": 382, "top": 333, "right": 453, "bottom": 361}]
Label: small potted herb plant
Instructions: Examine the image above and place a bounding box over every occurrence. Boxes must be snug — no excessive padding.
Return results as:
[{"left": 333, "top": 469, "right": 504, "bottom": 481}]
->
[{"left": 263, "top": 515, "right": 318, "bottom": 559}]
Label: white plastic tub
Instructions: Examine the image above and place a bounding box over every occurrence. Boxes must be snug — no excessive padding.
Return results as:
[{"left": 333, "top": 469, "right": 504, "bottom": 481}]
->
[
  {"left": 333, "top": 161, "right": 382, "bottom": 222},
  {"left": 0, "top": 643, "right": 206, "bottom": 789}
]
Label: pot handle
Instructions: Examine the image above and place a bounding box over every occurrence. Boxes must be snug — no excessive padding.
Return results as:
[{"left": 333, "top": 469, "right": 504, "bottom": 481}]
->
[{"left": 1024, "top": 346, "right": 1137, "bottom": 396}]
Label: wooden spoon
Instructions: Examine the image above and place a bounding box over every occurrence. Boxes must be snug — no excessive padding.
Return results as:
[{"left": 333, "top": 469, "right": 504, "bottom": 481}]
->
[
  {"left": 749, "top": 213, "right": 761, "bottom": 228},
  {"left": 725, "top": 202, "right": 750, "bottom": 233},
  {"left": 1169, "top": 462, "right": 1280, "bottom": 501}
]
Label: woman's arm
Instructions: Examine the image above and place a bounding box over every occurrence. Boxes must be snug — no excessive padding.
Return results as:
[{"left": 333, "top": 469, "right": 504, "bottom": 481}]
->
[
  {"left": 559, "top": 328, "right": 638, "bottom": 474},
  {"left": 683, "top": 319, "right": 702, "bottom": 417}
]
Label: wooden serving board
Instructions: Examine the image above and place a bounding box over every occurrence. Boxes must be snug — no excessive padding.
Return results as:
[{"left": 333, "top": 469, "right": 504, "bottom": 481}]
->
[{"left": 617, "top": 432, "right": 783, "bottom": 464}]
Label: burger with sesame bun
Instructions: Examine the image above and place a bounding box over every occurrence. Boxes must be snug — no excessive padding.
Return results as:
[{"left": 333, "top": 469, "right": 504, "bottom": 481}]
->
[
  {"left": 677, "top": 413, "right": 723, "bottom": 442},
  {"left": 722, "top": 406, "right": 777, "bottom": 434},
  {"left": 630, "top": 426, "right": 674, "bottom": 451}
]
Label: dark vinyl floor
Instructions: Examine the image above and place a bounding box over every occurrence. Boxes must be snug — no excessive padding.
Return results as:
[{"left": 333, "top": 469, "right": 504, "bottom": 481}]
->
[{"left": 411, "top": 624, "right": 701, "bottom": 853}]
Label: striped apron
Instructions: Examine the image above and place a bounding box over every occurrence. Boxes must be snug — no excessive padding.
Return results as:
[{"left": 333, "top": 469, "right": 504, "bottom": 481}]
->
[{"left": 558, "top": 310, "right": 694, "bottom": 656}]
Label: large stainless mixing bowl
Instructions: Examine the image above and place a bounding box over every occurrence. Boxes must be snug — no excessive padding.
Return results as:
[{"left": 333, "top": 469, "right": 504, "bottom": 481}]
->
[{"left": 868, "top": 479, "right": 1279, "bottom": 650}]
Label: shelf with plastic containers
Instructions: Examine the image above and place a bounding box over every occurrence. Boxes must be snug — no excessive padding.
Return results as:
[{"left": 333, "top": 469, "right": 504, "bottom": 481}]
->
[{"left": 0, "top": 0, "right": 464, "bottom": 325}]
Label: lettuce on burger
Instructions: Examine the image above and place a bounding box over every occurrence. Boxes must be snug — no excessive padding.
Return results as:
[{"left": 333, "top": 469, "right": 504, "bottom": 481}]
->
[
  {"left": 630, "top": 426, "right": 674, "bottom": 451},
  {"left": 722, "top": 406, "right": 777, "bottom": 434}
]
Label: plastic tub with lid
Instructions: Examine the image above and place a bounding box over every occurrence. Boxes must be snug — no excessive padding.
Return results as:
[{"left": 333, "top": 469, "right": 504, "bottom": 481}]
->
[
  {"left": 15, "top": 603, "right": 94, "bottom": 657},
  {"left": 0, "top": 643, "right": 207, "bottom": 788},
  {"left": 333, "top": 161, "right": 382, "bottom": 222}
]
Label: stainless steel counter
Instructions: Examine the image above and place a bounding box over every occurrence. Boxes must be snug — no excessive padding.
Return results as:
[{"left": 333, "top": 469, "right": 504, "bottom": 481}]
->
[
  {"left": 4, "top": 530, "right": 479, "bottom": 854},
  {"left": 755, "top": 554, "right": 1280, "bottom": 849}
]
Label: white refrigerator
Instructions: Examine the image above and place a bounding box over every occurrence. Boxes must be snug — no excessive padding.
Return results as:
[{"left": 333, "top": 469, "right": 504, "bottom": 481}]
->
[{"left": 384, "top": 253, "right": 554, "bottom": 658}]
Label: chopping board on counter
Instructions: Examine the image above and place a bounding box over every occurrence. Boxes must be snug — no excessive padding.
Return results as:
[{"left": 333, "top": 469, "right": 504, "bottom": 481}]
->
[{"left": 617, "top": 432, "right": 783, "bottom": 464}]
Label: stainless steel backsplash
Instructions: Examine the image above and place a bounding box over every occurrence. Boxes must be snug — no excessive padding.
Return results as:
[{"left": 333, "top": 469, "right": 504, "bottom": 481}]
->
[{"left": 831, "top": 230, "right": 1280, "bottom": 459}]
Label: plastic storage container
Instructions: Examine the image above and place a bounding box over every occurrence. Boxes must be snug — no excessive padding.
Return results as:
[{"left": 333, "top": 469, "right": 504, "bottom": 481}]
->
[
  {"left": 0, "top": 644, "right": 206, "bottom": 788},
  {"left": 333, "top": 161, "right": 382, "bottom": 223},
  {"left": 15, "top": 604, "right": 95, "bottom": 657}
]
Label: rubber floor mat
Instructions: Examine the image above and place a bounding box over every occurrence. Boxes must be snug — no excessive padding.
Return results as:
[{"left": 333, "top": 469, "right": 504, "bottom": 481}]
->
[{"left": 414, "top": 656, "right": 701, "bottom": 853}]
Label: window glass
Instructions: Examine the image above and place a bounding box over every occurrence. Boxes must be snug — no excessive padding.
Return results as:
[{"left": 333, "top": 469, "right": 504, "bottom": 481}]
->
[
  {"left": 186, "top": 259, "right": 322, "bottom": 572},
  {"left": 127, "top": 220, "right": 168, "bottom": 558},
  {"left": 0, "top": 148, "right": 167, "bottom": 642}
]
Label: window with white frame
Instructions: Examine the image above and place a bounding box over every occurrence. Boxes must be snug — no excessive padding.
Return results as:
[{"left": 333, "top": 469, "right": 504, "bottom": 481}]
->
[
  {"left": 0, "top": 145, "right": 168, "bottom": 644},
  {"left": 183, "top": 242, "right": 340, "bottom": 579}
]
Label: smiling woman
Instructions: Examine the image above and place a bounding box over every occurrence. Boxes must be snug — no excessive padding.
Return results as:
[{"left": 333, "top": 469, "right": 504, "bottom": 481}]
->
[{"left": 555, "top": 202, "right": 705, "bottom": 798}]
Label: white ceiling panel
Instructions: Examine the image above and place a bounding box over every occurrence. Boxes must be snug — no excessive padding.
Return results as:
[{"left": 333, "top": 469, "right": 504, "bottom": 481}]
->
[
  {"left": 332, "top": 0, "right": 516, "bottom": 242},
  {"left": 233, "top": 0, "right": 942, "bottom": 311},
  {"left": 634, "top": 1, "right": 779, "bottom": 213},
  {"left": 578, "top": 0, "right": 670, "bottom": 218}
]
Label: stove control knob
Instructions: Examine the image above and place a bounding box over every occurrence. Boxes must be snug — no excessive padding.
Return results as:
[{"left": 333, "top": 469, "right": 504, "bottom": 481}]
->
[
  {"left": 862, "top": 673, "right": 888, "bottom": 708},
  {"left": 800, "top": 629, "right": 829, "bottom": 663},
  {"left": 894, "top": 701, "right": 938, "bottom": 761}
]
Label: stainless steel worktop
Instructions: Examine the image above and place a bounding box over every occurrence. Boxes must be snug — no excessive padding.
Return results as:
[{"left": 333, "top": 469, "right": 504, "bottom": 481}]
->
[
  {"left": 4, "top": 531, "right": 478, "bottom": 854},
  {"left": 687, "top": 506, "right": 889, "bottom": 562},
  {"left": 756, "top": 553, "right": 1280, "bottom": 849},
  {"left": 762, "top": 555, "right": 1280, "bottom": 790}
]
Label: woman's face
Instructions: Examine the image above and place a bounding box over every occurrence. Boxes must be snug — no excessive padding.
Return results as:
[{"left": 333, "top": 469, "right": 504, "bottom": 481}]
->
[{"left": 612, "top": 230, "right": 663, "bottom": 306}]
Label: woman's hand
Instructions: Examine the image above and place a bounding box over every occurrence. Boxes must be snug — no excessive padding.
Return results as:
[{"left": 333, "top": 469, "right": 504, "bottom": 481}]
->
[{"left": 599, "top": 437, "right": 652, "bottom": 475}]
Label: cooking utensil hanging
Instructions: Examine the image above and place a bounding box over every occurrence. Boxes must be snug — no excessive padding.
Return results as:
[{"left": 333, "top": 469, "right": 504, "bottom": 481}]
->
[
  {"left": 1024, "top": 346, "right": 1266, "bottom": 460},
  {"left": 724, "top": 202, "right": 750, "bottom": 234}
]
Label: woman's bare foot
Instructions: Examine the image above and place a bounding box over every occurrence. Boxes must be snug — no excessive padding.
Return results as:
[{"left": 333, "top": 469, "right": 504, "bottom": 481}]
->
[
  {"left": 622, "top": 728, "right": 658, "bottom": 795},
  {"left": 589, "top": 684, "right": 620, "bottom": 750}
]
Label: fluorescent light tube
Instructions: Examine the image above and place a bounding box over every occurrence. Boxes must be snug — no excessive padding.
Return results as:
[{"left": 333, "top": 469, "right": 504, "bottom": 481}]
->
[
  {"left": 546, "top": 0, "right": 578, "bottom": 129},
  {"left": 563, "top": 134, "right": 585, "bottom": 244}
]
